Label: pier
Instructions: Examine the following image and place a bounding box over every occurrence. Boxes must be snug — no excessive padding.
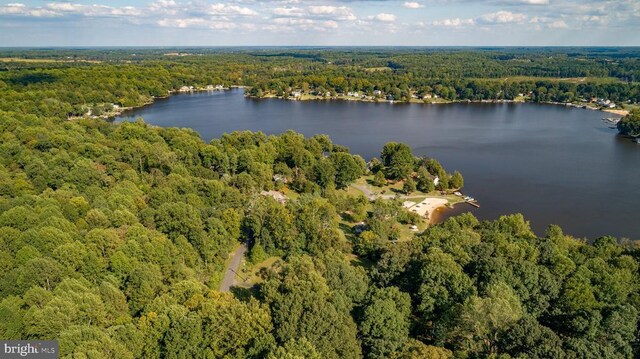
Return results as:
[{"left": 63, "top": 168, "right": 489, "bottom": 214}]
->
[{"left": 467, "top": 201, "right": 480, "bottom": 208}]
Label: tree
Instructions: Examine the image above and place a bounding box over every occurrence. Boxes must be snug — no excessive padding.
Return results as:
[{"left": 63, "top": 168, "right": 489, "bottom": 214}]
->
[
  {"left": 359, "top": 287, "right": 411, "bottom": 359},
  {"left": 449, "top": 171, "right": 464, "bottom": 189},
  {"left": 330, "top": 152, "right": 363, "bottom": 189},
  {"left": 392, "top": 340, "right": 453, "bottom": 359},
  {"left": 617, "top": 108, "right": 640, "bottom": 137},
  {"left": 402, "top": 179, "right": 416, "bottom": 194},
  {"left": 261, "top": 257, "right": 362, "bottom": 359},
  {"left": 498, "top": 316, "right": 566, "bottom": 359},
  {"left": 381, "top": 142, "right": 414, "bottom": 180},
  {"left": 416, "top": 167, "right": 435, "bottom": 193},
  {"left": 451, "top": 281, "right": 524, "bottom": 356},
  {"left": 373, "top": 171, "right": 386, "bottom": 187}
]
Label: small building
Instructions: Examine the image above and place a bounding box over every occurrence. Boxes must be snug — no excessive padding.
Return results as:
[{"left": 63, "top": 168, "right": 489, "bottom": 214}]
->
[
  {"left": 291, "top": 90, "right": 302, "bottom": 98},
  {"left": 423, "top": 94, "right": 433, "bottom": 99},
  {"left": 178, "top": 86, "right": 193, "bottom": 92},
  {"left": 215, "top": 84, "right": 224, "bottom": 90},
  {"left": 273, "top": 174, "right": 289, "bottom": 184},
  {"left": 373, "top": 90, "right": 382, "bottom": 96},
  {"left": 260, "top": 190, "right": 286, "bottom": 205},
  {"left": 386, "top": 95, "right": 394, "bottom": 101},
  {"left": 434, "top": 176, "right": 440, "bottom": 186}
]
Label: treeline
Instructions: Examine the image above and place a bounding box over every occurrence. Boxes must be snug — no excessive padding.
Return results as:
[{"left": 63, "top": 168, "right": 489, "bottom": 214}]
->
[{"left": 1, "top": 48, "right": 640, "bottom": 120}]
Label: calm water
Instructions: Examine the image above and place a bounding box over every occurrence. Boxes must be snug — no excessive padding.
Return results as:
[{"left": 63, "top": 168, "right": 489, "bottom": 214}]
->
[{"left": 118, "top": 89, "right": 639, "bottom": 239}]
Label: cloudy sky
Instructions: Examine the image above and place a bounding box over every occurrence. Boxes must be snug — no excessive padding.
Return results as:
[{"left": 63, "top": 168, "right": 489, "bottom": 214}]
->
[{"left": 0, "top": 0, "right": 638, "bottom": 46}]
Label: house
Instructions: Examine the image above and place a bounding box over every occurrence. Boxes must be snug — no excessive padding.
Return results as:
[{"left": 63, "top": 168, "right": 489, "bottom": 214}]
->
[
  {"left": 434, "top": 176, "right": 440, "bottom": 186},
  {"left": 215, "top": 84, "right": 224, "bottom": 90},
  {"left": 373, "top": 90, "right": 382, "bottom": 96},
  {"left": 423, "top": 94, "right": 433, "bottom": 99},
  {"left": 273, "top": 174, "right": 289, "bottom": 184},
  {"left": 386, "top": 95, "right": 394, "bottom": 101},
  {"left": 260, "top": 190, "right": 286, "bottom": 205},
  {"left": 291, "top": 90, "right": 302, "bottom": 98},
  {"left": 347, "top": 91, "right": 359, "bottom": 97},
  {"left": 178, "top": 86, "right": 193, "bottom": 92}
]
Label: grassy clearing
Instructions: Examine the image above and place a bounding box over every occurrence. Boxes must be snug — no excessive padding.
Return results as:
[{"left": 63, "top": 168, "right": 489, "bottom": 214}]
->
[
  {"left": 237, "top": 256, "right": 282, "bottom": 288},
  {"left": 473, "top": 76, "right": 624, "bottom": 84}
]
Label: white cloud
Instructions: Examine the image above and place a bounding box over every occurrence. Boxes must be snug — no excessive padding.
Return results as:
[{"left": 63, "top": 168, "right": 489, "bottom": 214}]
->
[
  {"left": 432, "top": 18, "right": 475, "bottom": 28},
  {"left": 479, "top": 11, "right": 527, "bottom": 24},
  {"left": 0, "top": 3, "right": 58, "bottom": 17},
  {"left": 206, "top": 4, "right": 257, "bottom": 17},
  {"left": 308, "top": 6, "right": 356, "bottom": 21},
  {"left": 272, "top": 7, "right": 305, "bottom": 17},
  {"left": 520, "top": 0, "right": 549, "bottom": 5},
  {"left": 403, "top": 2, "right": 424, "bottom": 9},
  {"left": 548, "top": 19, "right": 569, "bottom": 28},
  {"left": 369, "top": 13, "right": 396, "bottom": 22},
  {"left": 45, "top": 3, "right": 142, "bottom": 17}
]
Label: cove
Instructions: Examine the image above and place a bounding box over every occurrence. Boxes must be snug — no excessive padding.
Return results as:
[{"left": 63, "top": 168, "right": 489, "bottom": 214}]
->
[{"left": 117, "top": 89, "right": 639, "bottom": 240}]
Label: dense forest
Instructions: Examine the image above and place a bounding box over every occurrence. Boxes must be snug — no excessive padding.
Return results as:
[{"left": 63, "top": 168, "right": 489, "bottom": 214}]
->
[{"left": 0, "top": 48, "right": 640, "bottom": 358}]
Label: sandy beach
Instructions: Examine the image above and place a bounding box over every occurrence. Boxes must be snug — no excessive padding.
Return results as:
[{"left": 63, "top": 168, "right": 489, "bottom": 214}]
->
[
  {"left": 403, "top": 198, "right": 449, "bottom": 223},
  {"left": 602, "top": 108, "right": 630, "bottom": 116}
]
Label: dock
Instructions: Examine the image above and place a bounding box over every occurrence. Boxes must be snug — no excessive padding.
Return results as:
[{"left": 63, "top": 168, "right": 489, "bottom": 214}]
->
[{"left": 467, "top": 201, "right": 480, "bottom": 208}]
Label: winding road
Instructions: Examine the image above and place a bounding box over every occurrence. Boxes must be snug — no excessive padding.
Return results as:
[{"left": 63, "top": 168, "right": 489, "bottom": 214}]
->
[{"left": 220, "top": 244, "right": 248, "bottom": 292}]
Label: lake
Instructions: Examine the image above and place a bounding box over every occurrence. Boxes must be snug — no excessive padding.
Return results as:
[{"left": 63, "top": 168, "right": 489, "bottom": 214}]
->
[{"left": 117, "top": 89, "right": 639, "bottom": 240}]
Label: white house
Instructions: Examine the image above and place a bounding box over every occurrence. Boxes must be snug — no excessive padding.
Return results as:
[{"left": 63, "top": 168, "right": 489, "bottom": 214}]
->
[
  {"left": 373, "top": 90, "right": 382, "bottom": 96},
  {"left": 434, "top": 176, "right": 440, "bottom": 186},
  {"left": 291, "top": 90, "right": 302, "bottom": 98}
]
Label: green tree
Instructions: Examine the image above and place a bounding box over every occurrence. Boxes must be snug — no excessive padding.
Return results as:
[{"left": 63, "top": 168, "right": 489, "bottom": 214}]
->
[
  {"left": 373, "top": 171, "right": 386, "bottom": 187},
  {"left": 402, "top": 179, "right": 416, "bottom": 194},
  {"left": 449, "top": 171, "right": 464, "bottom": 189},
  {"left": 616, "top": 108, "right": 640, "bottom": 137},
  {"left": 359, "top": 287, "right": 411, "bottom": 359},
  {"left": 451, "top": 281, "right": 524, "bottom": 356}
]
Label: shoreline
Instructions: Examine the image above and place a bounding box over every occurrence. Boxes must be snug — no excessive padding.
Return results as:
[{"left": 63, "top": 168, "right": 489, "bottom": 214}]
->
[
  {"left": 101, "top": 86, "right": 631, "bottom": 121},
  {"left": 248, "top": 93, "right": 631, "bottom": 116}
]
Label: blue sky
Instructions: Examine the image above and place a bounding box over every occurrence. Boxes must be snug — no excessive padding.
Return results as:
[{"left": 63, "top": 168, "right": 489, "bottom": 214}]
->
[{"left": 0, "top": 0, "right": 638, "bottom": 46}]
